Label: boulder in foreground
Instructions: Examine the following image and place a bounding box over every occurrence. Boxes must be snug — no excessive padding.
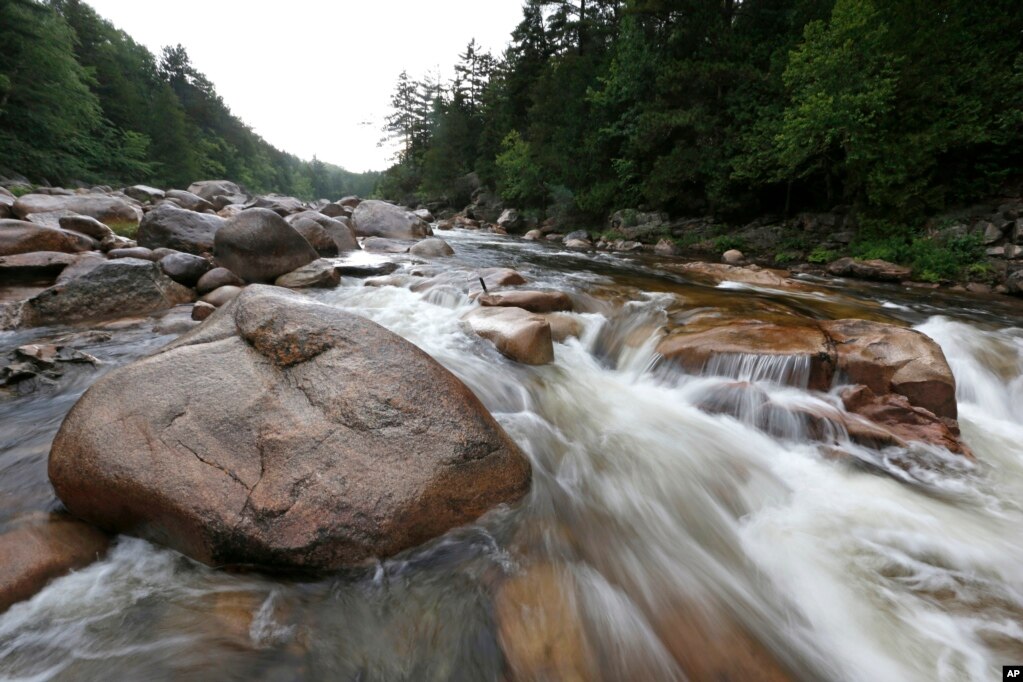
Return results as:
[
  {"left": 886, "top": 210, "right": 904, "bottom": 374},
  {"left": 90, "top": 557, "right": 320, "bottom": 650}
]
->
[{"left": 49, "top": 285, "right": 531, "bottom": 570}]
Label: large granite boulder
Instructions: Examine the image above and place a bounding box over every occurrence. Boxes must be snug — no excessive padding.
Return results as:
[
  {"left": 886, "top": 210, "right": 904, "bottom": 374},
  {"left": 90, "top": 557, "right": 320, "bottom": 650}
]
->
[
  {"left": 48, "top": 286, "right": 532, "bottom": 569},
  {"left": 187, "top": 180, "right": 248, "bottom": 207},
  {"left": 213, "top": 208, "right": 318, "bottom": 283},
  {"left": 352, "top": 200, "right": 432, "bottom": 240},
  {"left": 137, "top": 203, "right": 225, "bottom": 255},
  {"left": 17, "top": 258, "right": 195, "bottom": 328},
  {"left": 12, "top": 194, "right": 141, "bottom": 230},
  {"left": 0, "top": 219, "right": 95, "bottom": 256}
]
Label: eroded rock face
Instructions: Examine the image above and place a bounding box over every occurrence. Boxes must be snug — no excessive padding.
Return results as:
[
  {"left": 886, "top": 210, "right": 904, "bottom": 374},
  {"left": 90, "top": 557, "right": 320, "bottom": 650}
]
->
[
  {"left": 821, "top": 319, "right": 957, "bottom": 419},
  {"left": 352, "top": 200, "right": 432, "bottom": 240},
  {"left": 0, "top": 219, "right": 95, "bottom": 256},
  {"left": 137, "top": 203, "right": 225, "bottom": 255},
  {"left": 0, "top": 514, "right": 109, "bottom": 614},
  {"left": 49, "top": 286, "right": 531, "bottom": 570},
  {"left": 20, "top": 258, "right": 195, "bottom": 327},
  {"left": 213, "top": 209, "right": 317, "bottom": 283}
]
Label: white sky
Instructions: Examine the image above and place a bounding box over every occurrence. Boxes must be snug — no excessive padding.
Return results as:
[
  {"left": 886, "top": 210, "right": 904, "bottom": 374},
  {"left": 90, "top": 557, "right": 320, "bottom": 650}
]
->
[{"left": 86, "top": 0, "right": 525, "bottom": 173}]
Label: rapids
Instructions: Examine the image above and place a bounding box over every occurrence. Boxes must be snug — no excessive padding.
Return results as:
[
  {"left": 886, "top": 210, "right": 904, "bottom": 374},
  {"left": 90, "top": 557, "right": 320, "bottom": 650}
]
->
[{"left": 1, "top": 229, "right": 1022, "bottom": 681}]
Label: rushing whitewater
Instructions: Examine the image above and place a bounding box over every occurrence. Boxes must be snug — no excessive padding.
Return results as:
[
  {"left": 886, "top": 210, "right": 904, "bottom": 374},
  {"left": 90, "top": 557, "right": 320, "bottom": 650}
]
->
[{"left": 1, "top": 229, "right": 1022, "bottom": 681}]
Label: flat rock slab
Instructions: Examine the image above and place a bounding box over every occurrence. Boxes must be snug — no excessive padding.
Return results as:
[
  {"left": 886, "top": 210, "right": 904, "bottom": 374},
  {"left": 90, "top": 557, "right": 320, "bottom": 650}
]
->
[
  {"left": 49, "top": 285, "right": 531, "bottom": 570},
  {"left": 479, "top": 290, "right": 573, "bottom": 314}
]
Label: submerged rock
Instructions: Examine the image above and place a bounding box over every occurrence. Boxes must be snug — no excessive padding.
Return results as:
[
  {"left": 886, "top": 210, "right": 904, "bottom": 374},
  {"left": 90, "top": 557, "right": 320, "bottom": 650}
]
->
[
  {"left": 0, "top": 514, "right": 109, "bottom": 614},
  {"left": 478, "top": 290, "right": 573, "bottom": 314},
  {"left": 464, "top": 306, "right": 555, "bottom": 365},
  {"left": 49, "top": 286, "right": 531, "bottom": 570}
]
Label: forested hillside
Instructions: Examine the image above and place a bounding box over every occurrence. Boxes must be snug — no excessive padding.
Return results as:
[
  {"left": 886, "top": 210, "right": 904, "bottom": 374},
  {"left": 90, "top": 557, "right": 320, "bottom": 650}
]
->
[
  {"left": 0, "top": 0, "right": 378, "bottom": 197},
  {"left": 380, "top": 0, "right": 1023, "bottom": 229}
]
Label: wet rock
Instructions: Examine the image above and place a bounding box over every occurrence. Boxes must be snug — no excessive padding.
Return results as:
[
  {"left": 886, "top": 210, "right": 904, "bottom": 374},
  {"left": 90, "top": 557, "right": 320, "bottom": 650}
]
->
[
  {"left": 464, "top": 306, "right": 555, "bottom": 365},
  {"left": 187, "top": 180, "right": 248, "bottom": 207},
  {"left": 657, "top": 319, "right": 836, "bottom": 391},
  {"left": 335, "top": 262, "right": 400, "bottom": 278},
  {"left": 362, "top": 237, "right": 411, "bottom": 253},
  {"left": 123, "top": 185, "right": 165, "bottom": 203},
  {"left": 20, "top": 258, "right": 195, "bottom": 328},
  {"left": 410, "top": 267, "right": 527, "bottom": 296},
  {"left": 160, "top": 252, "right": 213, "bottom": 287},
  {"left": 479, "top": 290, "right": 573, "bottom": 314},
  {"left": 496, "top": 209, "right": 524, "bottom": 233},
  {"left": 655, "top": 239, "right": 678, "bottom": 256},
  {"left": 56, "top": 252, "right": 107, "bottom": 283},
  {"left": 722, "top": 249, "right": 745, "bottom": 264},
  {"left": 163, "top": 190, "right": 215, "bottom": 213},
  {"left": 821, "top": 319, "right": 957, "bottom": 420},
  {"left": 544, "top": 313, "right": 584, "bottom": 342},
  {"left": 523, "top": 229, "right": 543, "bottom": 241},
  {"left": 99, "top": 234, "right": 136, "bottom": 252},
  {"left": 668, "top": 261, "right": 795, "bottom": 288},
  {"left": 0, "top": 514, "right": 110, "bottom": 614},
  {"left": 274, "top": 259, "right": 341, "bottom": 289},
  {"left": 200, "top": 284, "right": 243, "bottom": 307},
  {"left": 137, "top": 203, "right": 225, "bottom": 255},
  {"left": 214, "top": 209, "right": 317, "bottom": 283},
  {"left": 13, "top": 194, "right": 141, "bottom": 230},
  {"left": 564, "top": 239, "right": 592, "bottom": 249},
  {"left": 108, "top": 246, "right": 156, "bottom": 261},
  {"left": 409, "top": 237, "right": 454, "bottom": 258},
  {"left": 58, "top": 213, "right": 115, "bottom": 241},
  {"left": 0, "top": 219, "right": 95, "bottom": 256},
  {"left": 196, "top": 267, "right": 245, "bottom": 295},
  {"left": 191, "top": 301, "right": 216, "bottom": 321},
  {"left": 826, "top": 257, "right": 911, "bottom": 282},
  {"left": 413, "top": 208, "right": 435, "bottom": 223},
  {"left": 49, "top": 285, "right": 531, "bottom": 570},
  {"left": 840, "top": 385, "right": 971, "bottom": 456},
  {"left": 352, "top": 200, "right": 432, "bottom": 240},
  {"left": 495, "top": 564, "right": 598, "bottom": 681}
]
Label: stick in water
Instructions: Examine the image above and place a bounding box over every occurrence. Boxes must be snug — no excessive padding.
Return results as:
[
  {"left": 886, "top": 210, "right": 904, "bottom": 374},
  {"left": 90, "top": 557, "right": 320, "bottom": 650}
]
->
[{"left": 478, "top": 277, "right": 488, "bottom": 293}]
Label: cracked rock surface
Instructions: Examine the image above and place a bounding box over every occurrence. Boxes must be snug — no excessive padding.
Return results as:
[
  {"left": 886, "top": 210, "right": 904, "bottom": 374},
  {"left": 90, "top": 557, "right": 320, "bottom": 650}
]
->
[{"left": 48, "top": 285, "right": 531, "bottom": 570}]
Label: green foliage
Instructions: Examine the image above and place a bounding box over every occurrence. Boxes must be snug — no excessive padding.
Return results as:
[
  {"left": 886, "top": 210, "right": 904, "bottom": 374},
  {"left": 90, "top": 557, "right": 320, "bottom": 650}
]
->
[
  {"left": 807, "top": 247, "right": 839, "bottom": 264},
  {"left": 495, "top": 130, "right": 545, "bottom": 206},
  {"left": 851, "top": 231, "right": 986, "bottom": 281},
  {"left": 713, "top": 235, "right": 747, "bottom": 253}
]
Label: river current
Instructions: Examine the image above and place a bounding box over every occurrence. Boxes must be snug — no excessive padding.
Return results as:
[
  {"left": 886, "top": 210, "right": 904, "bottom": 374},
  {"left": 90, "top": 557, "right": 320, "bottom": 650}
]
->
[{"left": 1, "top": 229, "right": 1022, "bottom": 681}]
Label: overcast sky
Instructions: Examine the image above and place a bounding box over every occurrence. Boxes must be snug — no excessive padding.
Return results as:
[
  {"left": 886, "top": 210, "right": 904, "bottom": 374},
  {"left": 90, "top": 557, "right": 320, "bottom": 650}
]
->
[{"left": 86, "top": 0, "right": 525, "bottom": 173}]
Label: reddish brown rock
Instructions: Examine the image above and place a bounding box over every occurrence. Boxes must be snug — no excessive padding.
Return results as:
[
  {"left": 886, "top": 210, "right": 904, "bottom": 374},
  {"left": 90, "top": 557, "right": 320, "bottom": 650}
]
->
[
  {"left": 827, "top": 257, "right": 911, "bottom": 282},
  {"left": 840, "top": 385, "right": 972, "bottom": 456},
  {"left": 49, "top": 285, "right": 531, "bottom": 570},
  {"left": 0, "top": 219, "right": 95, "bottom": 256},
  {"left": 822, "top": 319, "right": 957, "bottom": 419},
  {"left": 463, "top": 306, "right": 555, "bottom": 365},
  {"left": 657, "top": 319, "right": 836, "bottom": 391},
  {"left": 0, "top": 514, "right": 109, "bottom": 614},
  {"left": 479, "top": 290, "right": 573, "bottom": 314}
]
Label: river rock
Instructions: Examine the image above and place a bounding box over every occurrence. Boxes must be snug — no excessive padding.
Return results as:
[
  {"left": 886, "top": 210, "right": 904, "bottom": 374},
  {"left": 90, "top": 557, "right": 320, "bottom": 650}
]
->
[
  {"left": 20, "top": 258, "right": 195, "bottom": 327},
  {"left": 164, "top": 190, "right": 215, "bottom": 213},
  {"left": 137, "top": 203, "right": 225, "bottom": 255},
  {"left": 722, "top": 249, "right": 745, "bottom": 264},
  {"left": 0, "top": 514, "right": 110, "bottom": 614},
  {"left": 362, "top": 237, "right": 411, "bottom": 253},
  {"left": 200, "top": 285, "right": 242, "bottom": 307},
  {"left": 0, "top": 251, "right": 77, "bottom": 279},
  {"left": 56, "top": 252, "right": 107, "bottom": 284},
  {"left": 0, "top": 219, "right": 95, "bottom": 256},
  {"left": 289, "top": 218, "right": 338, "bottom": 257},
  {"left": 160, "top": 252, "right": 213, "bottom": 287},
  {"left": 123, "top": 185, "right": 165, "bottom": 203},
  {"left": 840, "top": 385, "right": 971, "bottom": 456},
  {"left": 523, "top": 230, "right": 543, "bottom": 241},
  {"left": 188, "top": 180, "right": 247, "bottom": 206},
  {"left": 48, "top": 285, "right": 531, "bottom": 569},
  {"left": 464, "top": 306, "right": 554, "bottom": 365},
  {"left": 479, "top": 290, "right": 573, "bottom": 314},
  {"left": 657, "top": 320, "right": 836, "bottom": 391},
  {"left": 274, "top": 259, "right": 341, "bottom": 289},
  {"left": 213, "top": 208, "right": 318, "bottom": 283},
  {"left": 496, "top": 209, "right": 523, "bottom": 233},
  {"left": 655, "top": 239, "right": 679, "bottom": 256},
  {"left": 821, "top": 319, "right": 957, "bottom": 419},
  {"left": 249, "top": 194, "right": 305, "bottom": 216},
  {"left": 826, "top": 257, "right": 911, "bottom": 282},
  {"left": 336, "top": 262, "right": 400, "bottom": 278},
  {"left": 196, "top": 267, "right": 245, "bottom": 295},
  {"left": 191, "top": 301, "right": 216, "bottom": 321},
  {"left": 13, "top": 194, "right": 141, "bottom": 230},
  {"left": 108, "top": 247, "right": 156, "bottom": 261},
  {"left": 668, "top": 262, "right": 795, "bottom": 288},
  {"left": 320, "top": 203, "right": 347, "bottom": 218},
  {"left": 285, "top": 211, "right": 358, "bottom": 253},
  {"left": 58, "top": 214, "right": 115, "bottom": 241},
  {"left": 409, "top": 237, "right": 454, "bottom": 258},
  {"left": 352, "top": 200, "right": 432, "bottom": 240}
]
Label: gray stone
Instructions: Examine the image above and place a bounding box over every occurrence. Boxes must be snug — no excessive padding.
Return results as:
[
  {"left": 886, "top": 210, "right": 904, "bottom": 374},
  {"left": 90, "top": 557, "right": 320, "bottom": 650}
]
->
[
  {"left": 137, "top": 203, "right": 225, "bottom": 255},
  {"left": 409, "top": 237, "right": 454, "bottom": 258},
  {"left": 274, "top": 259, "right": 341, "bottom": 288},
  {"left": 160, "top": 252, "right": 213, "bottom": 287},
  {"left": 196, "top": 267, "right": 244, "bottom": 295},
  {"left": 214, "top": 209, "right": 317, "bottom": 283},
  {"left": 352, "top": 200, "right": 432, "bottom": 240}
]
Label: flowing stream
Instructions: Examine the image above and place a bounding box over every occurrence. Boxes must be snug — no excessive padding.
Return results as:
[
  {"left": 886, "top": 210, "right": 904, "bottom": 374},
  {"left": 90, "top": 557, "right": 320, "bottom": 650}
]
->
[{"left": 2, "top": 229, "right": 1022, "bottom": 681}]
